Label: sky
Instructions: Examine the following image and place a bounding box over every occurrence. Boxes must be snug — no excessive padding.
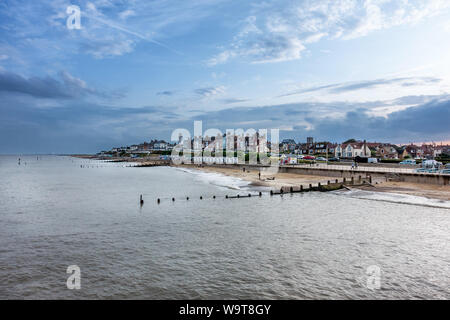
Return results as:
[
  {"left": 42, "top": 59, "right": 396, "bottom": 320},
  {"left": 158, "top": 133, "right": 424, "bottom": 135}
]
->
[{"left": 1, "top": 0, "right": 450, "bottom": 154}]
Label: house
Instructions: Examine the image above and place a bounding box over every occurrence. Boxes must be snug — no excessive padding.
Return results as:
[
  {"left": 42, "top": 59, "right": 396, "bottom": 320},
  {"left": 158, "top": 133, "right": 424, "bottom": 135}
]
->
[
  {"left": 433, "top": 147, "right": 443, "bottom": 158},
  {"left": 313, "top": 142, "right": 332, "bottom": 155},
  {"left": 375, "top": 144, "right": 399, "bottom": 159},
  {"left": 404, "top": 144, "right": 421, "bottom": 159},
  {"left": 419, "top": 144, "right": 435, "bottom": 159},
  {"left": 281, "top": 139, "right": 296, "bottom": 153},
  {"left": 397, "top": 147, "right": 411, "bottom": 160},
  {"left": 327, "top": 143, "right": 337, "bottom": 154},
  {"left": 152, "top": 140, "right": 168, "bottom": 151},
  {"left": 297, "top": 139, "right": 334, "bottom": 155},
  {"left": 335, "top": 141, "right": 371, "bottom": 158}
]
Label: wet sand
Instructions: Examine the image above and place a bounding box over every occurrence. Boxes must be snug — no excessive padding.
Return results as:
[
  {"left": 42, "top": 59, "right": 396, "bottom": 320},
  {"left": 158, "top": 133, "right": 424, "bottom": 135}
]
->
[
  {"left": 181, "top": 165, "right": 338, "bottom": 189},
  {"left": 179, "top": 164, "right": 450, "bottom": 201},
  {"left": 357, "top": 181, "right": 450, "bottom": 201}
]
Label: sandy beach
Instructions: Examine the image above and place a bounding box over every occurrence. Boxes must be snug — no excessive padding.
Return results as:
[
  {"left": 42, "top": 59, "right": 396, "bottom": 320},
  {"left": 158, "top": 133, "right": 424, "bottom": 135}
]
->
[
  {"left": 178, "top": 164, "right": 450, "bottom": 201},
  {"left": 355, "top": 181, "right": 450, "bottom": 201}
]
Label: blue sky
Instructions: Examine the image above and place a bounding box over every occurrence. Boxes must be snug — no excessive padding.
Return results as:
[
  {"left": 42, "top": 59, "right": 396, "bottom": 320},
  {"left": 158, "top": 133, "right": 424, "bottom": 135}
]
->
[{"left": 1, "top": 0, "right": 450, "bottom": 153}]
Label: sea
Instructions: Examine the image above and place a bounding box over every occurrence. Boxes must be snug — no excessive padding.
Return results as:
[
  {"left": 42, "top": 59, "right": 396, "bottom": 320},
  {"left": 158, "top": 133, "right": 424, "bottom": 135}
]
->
[{"left": 0, "top": 155, "right": 448, "bottom": 299}]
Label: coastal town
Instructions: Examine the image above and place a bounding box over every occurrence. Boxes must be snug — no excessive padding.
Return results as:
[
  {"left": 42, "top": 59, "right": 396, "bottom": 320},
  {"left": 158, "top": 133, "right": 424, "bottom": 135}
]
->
[
  {"left": 87, "top": 135, "right": 450, "bottom": 202},
  {"left": 99, "top": 136, "right": 450, "bottom": 164}
]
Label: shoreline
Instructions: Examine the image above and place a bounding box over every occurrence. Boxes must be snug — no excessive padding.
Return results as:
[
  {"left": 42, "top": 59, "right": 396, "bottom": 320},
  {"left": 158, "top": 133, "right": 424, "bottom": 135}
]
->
[
  {"left": 71, "top": 156, "right": 450, "bottom": 202},
  {"left": 176, "top": 164, "right": 450, "bottom": 202}
]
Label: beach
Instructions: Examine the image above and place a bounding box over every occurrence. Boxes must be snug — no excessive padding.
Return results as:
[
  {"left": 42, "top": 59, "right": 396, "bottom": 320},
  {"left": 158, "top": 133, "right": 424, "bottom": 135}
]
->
[{"left": 178, "top": 164, "right": 450, "bottom": 201}]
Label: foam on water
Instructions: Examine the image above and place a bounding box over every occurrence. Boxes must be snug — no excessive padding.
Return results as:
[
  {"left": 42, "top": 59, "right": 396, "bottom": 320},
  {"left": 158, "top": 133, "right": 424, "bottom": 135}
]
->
[
  {"left": 175, "top": 167, "right": 252, "bottom": 190},
  {"left": 340, "top": 189, "right": 450, "bottom": 209}
]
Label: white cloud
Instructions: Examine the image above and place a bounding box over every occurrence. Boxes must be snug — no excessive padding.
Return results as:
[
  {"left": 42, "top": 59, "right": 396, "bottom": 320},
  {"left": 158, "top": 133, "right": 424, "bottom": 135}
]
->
[
  {"left": 81, "top": 37, "right": 135, "bottom": 59},
  {"left": 194, "top": 86, "right": 226, "bottom": 97},
  {"left": 207, "top": 50, "right": 236, "bottom": 66},
  {"left": 209, "top": 0, "right": 450, "bottom": 65},
  {"left": 119, "top": 9, "right": 136, "bottom": 20}
]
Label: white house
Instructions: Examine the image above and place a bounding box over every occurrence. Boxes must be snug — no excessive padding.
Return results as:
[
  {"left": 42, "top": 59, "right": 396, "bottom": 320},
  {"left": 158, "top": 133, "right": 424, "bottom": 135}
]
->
[
  {"left": 335, "top": 142, "right": 371, "bottom": 158},
  {"left": 152, "top": 140, "right": 168, "bottom": 150}
]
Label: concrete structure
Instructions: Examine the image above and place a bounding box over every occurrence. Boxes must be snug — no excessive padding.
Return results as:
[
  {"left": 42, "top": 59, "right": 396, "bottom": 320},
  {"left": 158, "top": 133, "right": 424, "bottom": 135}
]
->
[{"left": 185, "top": 163, "right": 449, "bottom": 186}]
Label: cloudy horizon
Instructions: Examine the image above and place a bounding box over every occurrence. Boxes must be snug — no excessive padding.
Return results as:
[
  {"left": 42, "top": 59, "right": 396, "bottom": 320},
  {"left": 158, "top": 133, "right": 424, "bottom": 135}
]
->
[{"left": 1, "top": 0, "right": 450, "bottom": 154}]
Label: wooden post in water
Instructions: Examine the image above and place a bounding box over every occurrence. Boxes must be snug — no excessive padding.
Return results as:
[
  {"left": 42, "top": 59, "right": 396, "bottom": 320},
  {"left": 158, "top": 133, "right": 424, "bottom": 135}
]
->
[
  {"left": 140, "top": 195, "right": 144, "bottom": 206},
  {"left": 300, "top": 185, "right": 303, "bottom": 191}
]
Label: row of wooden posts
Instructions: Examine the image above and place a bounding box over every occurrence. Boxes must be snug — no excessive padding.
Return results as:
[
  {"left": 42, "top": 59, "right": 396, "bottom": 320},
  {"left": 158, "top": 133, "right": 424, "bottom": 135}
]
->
[{"left": 141, "top": 175, "right": 372, "bottom": 205}]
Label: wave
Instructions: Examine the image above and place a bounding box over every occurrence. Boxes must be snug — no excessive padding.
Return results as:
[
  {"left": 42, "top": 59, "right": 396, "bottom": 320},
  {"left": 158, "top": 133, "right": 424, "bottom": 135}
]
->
[
  {"left": 340, "top": 189, "right": 450, "bottom": 209},
  {"left": 175, "top": 167, "right": 252, "bottom": 190}
]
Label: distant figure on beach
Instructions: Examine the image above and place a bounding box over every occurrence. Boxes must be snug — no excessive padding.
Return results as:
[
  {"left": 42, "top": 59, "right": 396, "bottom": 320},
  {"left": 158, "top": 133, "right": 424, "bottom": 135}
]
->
[
  {"left": 351, "top": 162, "right": 355, "bottom": 170},
  {"left": 258, "top": 172, "right": 261, "bottom": 180}
]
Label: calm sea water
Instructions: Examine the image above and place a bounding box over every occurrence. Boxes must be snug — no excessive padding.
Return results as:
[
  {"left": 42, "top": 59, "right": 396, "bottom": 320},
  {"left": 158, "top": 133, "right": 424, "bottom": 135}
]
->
[{"left": 0, "top": 155, "right": 449, "bottom": 299}]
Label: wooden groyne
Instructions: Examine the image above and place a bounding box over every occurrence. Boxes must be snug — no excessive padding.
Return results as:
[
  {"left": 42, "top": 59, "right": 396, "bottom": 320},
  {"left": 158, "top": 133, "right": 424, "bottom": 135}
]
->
[
  {"left": 132, "top": 160, "right": 171, "bottom": 167},
  {"left": 147, "top": 177, "right": 372, "bottom": 205}
]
